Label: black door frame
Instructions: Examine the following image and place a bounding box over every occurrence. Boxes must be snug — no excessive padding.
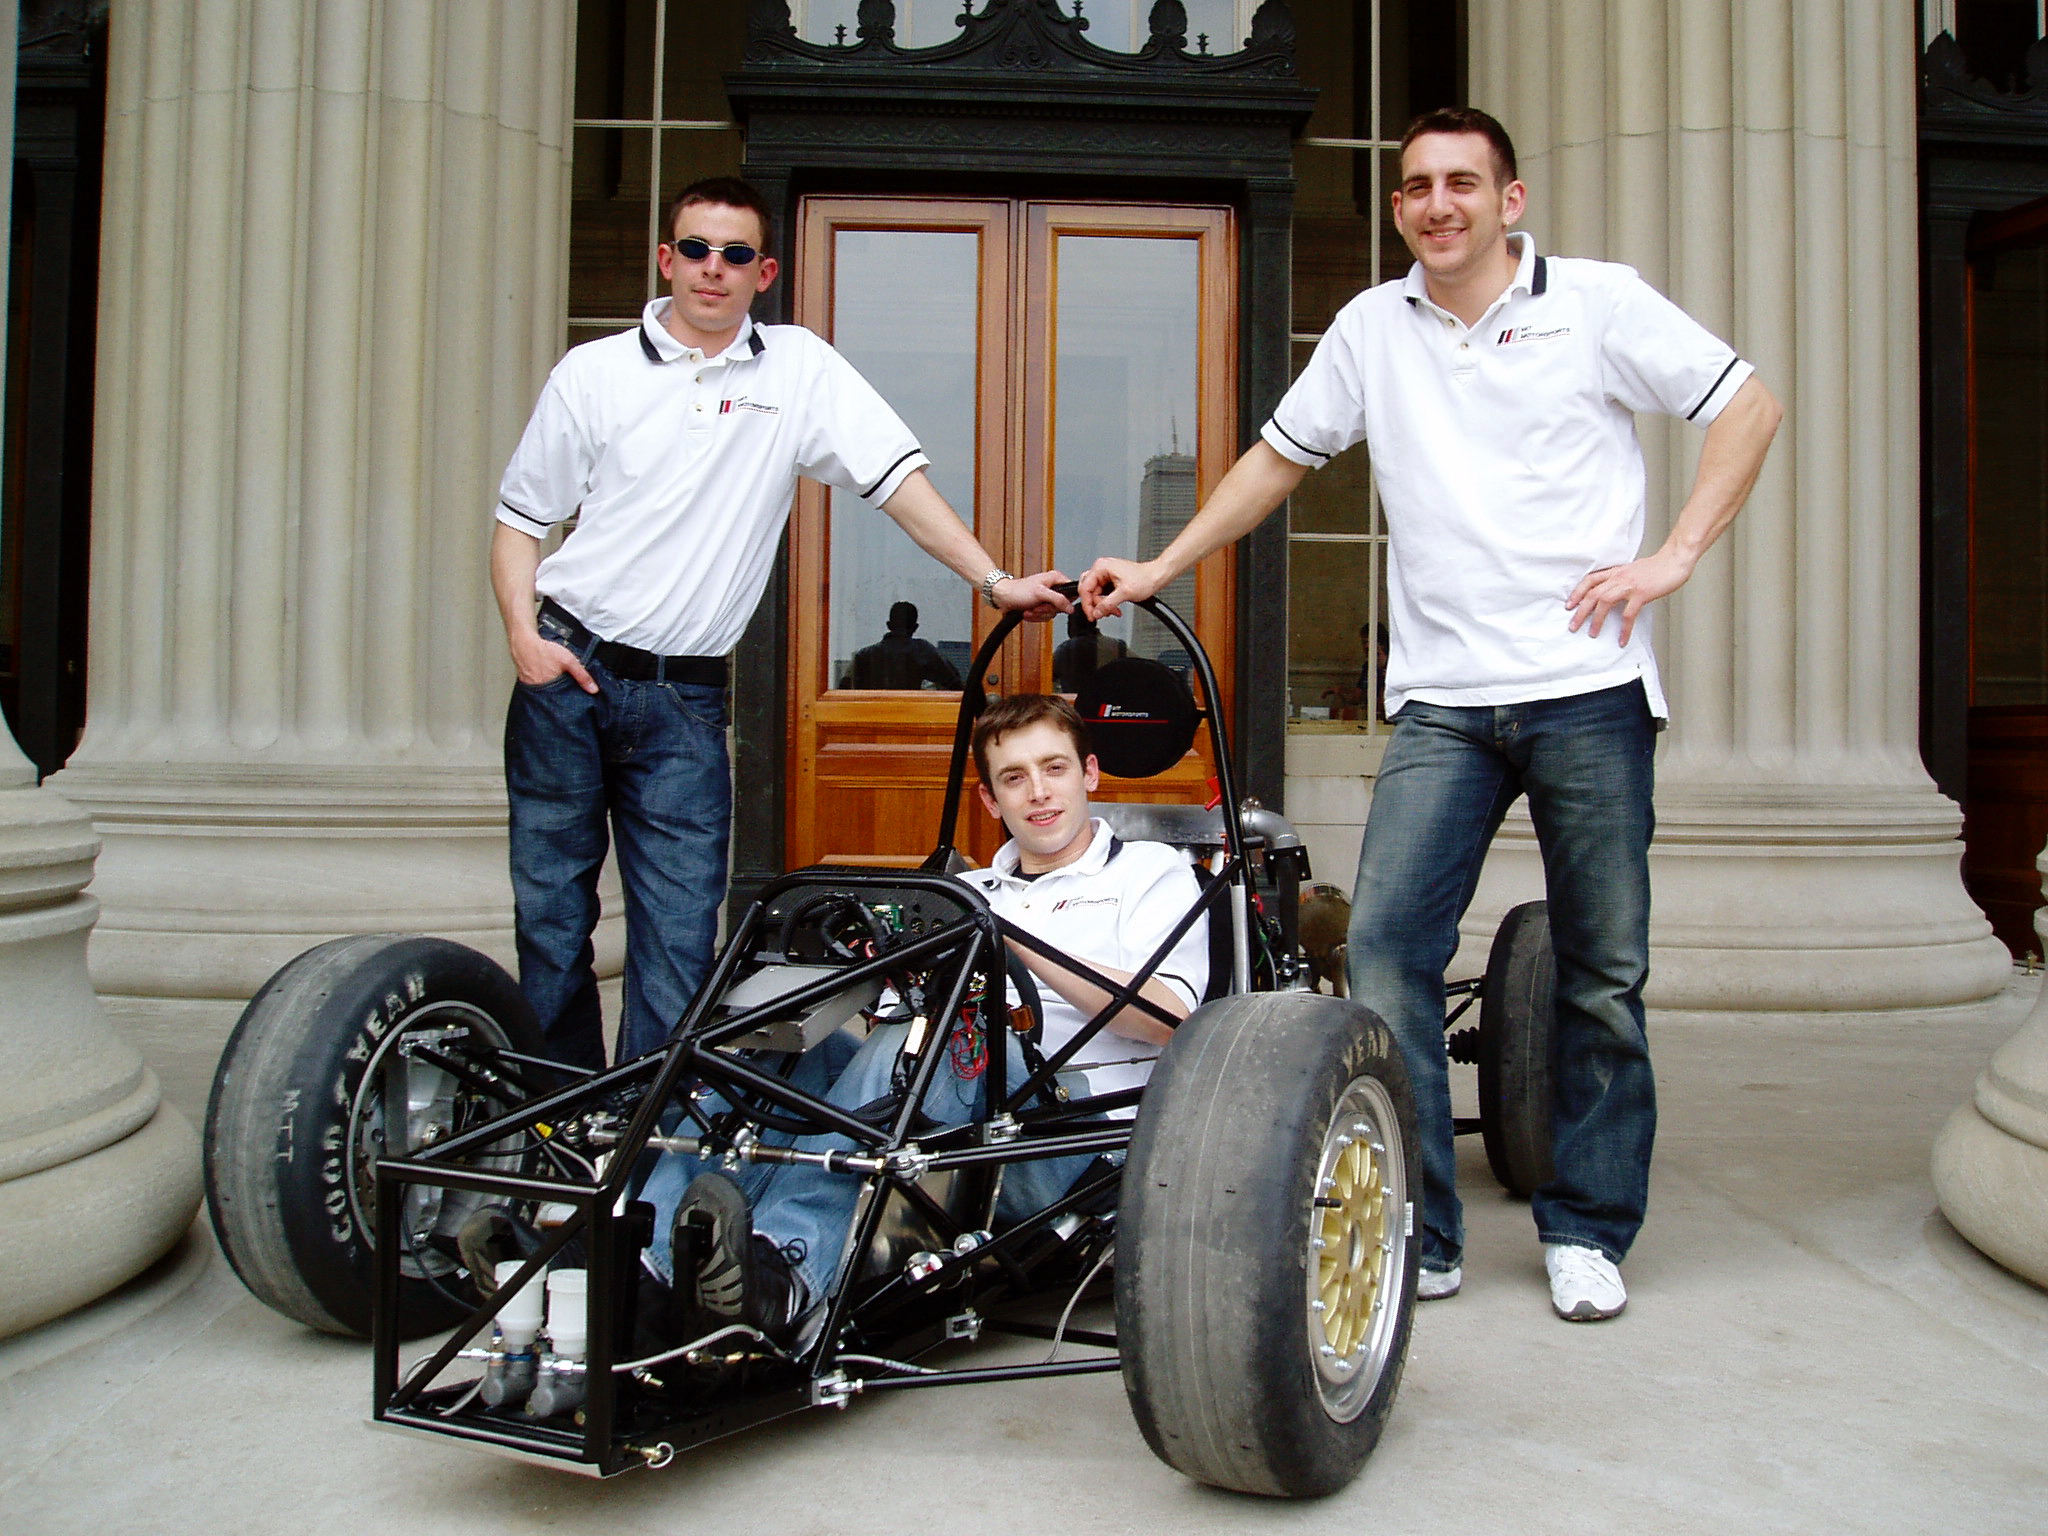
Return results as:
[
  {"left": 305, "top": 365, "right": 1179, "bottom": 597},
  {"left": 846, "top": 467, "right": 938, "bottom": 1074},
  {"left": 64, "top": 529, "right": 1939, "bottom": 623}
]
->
[
  {"left": 722, "top": 0, "right": 1317, "bottom": 908},
  {"left": 1920, "top": 30, "right": 2048, "bottom": 802},
  {"left": 3, "top": 7, "right": 105, "bottom": 779}
]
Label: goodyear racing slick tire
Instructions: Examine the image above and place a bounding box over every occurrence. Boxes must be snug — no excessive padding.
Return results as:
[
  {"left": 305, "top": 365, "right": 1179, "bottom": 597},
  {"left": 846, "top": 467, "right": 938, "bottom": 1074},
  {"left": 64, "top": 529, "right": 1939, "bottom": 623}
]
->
[
  {"left": 1117, "top": 992, "right": 1419, "bottom": 1498},
  {"left": 204, "top": 935, "right": 545, "bottom": 1338},
  {"left": 1477, "top": 900, "right": 1557, "bottom": 1199}
]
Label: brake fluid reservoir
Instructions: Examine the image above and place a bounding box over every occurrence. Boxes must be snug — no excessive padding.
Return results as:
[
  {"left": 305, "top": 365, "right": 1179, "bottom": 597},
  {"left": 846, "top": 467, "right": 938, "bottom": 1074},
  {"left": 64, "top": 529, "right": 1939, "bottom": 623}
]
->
[
  {"left": 546, "top": 1269, "right": 588, "bottom": 1359},
  {"left": 495, "top": 1259, "right": 543, "bottom": 1350}
]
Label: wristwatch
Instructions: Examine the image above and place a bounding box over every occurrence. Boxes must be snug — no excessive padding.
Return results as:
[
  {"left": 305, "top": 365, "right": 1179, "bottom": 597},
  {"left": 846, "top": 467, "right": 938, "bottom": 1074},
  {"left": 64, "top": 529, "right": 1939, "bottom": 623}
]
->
[{"left": 980, "top": 568, "right": 1014, "bottom": 610}]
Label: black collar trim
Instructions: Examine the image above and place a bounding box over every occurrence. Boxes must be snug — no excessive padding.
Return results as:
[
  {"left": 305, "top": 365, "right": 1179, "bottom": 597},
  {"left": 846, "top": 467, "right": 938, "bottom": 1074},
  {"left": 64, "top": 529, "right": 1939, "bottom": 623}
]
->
[
  {"left": 643, "top": 322, "right": 763, "bottom": 365},
  {"left": 1010, "top": 831, "right": 1123, "bottom": 881},
  {"left": 1531, "top": 254, "right": 1548, "bottom": 296}
]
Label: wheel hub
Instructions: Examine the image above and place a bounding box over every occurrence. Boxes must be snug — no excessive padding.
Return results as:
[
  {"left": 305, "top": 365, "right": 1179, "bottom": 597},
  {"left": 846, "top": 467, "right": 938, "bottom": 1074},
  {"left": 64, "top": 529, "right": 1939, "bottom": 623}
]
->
[
  {"left": 347, "top": 1003, "right": 524, "bottom": 1281},
  {"left": 1316, "top": 1131, "right": 1387, "bottom": 1359},
  {"left": 1305, "top": 1075, "right": 1408, "bottom": 1421}
]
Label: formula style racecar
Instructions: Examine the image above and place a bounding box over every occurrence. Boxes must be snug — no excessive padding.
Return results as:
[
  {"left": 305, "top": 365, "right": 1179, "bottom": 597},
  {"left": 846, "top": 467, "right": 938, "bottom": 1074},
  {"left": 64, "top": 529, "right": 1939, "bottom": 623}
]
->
[{"left": 203, "top": 593, "right": 1555, "bottom": 1498}]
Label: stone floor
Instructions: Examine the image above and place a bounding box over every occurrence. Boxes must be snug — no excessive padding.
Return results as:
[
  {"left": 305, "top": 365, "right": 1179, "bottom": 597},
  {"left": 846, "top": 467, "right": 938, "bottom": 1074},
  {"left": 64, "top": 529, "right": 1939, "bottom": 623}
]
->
[{"left": 3, "top": 981, "right": 2045, "bottom": 1536}]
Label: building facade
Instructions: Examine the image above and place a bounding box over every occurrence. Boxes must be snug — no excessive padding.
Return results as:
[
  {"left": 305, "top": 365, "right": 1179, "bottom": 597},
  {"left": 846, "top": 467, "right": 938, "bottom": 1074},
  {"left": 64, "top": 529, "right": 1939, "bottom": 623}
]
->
[{"left": 5, "top": 0, "right": 2048, "bottom": 1319}]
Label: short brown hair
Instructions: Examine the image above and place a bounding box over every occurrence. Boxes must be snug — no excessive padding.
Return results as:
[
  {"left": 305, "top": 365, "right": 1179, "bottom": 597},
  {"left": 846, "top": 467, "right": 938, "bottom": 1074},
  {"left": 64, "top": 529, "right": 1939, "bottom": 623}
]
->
[
  {"left": 972, "top": 694, "right": 1093, "bottom": 784},
  {"left": 1399, "top": 107, "right": 1518, "bottom": 188},
  {"left": 665, "top": 176, "right": 775, "bottom": 254}
]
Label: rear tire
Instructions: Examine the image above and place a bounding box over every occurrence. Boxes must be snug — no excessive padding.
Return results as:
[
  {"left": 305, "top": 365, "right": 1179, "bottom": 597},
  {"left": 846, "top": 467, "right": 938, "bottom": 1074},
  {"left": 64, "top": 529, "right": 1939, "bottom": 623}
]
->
[
  {"left": 1118, "top": 993, "right": 1418, "bottom": 1498},
  {"left": 204, "top": 935, "right": 546, "bottom": 1337},
  {"left": 1477, "top": 901, "right": 1557, "bottom": 1198}
]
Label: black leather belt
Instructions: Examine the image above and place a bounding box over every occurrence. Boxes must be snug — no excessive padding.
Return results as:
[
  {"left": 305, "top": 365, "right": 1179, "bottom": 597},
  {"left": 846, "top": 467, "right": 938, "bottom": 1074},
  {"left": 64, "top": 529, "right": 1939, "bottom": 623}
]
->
[{"left": 539, "top": 598, "right": 729, "bottom": 687}]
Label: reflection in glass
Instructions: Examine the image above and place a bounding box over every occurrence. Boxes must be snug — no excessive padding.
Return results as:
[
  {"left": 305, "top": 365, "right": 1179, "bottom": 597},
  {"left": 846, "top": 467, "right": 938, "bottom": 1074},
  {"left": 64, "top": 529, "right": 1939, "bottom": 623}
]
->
[
  {"left": 1287, "top": 541, "right": 1390, "bottom": 724},
  {"left": 1050, "top": 236, "right": 1200, "bottom": 672},
  {"left": 1052, "top": 611, "right": 1131, "bottom": 694},
  {"left": 827, "top": 230, "right": 980, "bottom": 689}
]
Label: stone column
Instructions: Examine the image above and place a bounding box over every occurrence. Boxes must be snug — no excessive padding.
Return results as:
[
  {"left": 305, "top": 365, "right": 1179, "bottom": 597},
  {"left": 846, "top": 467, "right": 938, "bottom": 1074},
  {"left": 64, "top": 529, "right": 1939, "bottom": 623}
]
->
[
  {"left": 0, "top": 0, "right": 200, "bottom": 1336},
  {"left": 47, "top": 1, "right": 611, "bottom": 1018},
  {"left": 1460, "top": 0, "right": 2009, "bottom": 1010},
  {"left": 1934, "top": 842, "right": 2048, "bottom": 1288}
]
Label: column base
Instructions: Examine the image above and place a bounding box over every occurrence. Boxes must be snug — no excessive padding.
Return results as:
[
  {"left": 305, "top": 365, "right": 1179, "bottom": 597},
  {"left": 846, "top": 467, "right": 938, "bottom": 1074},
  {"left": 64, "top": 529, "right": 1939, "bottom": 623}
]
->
[
  {"left": 0, "top": 765, "right": 208, "bottom": 1339},
  {"left": 1933, "top": 947, "right": 2048, "bottom": 1290},
  {"left": 1933, "top": 1103, "right": 2048, "bottom": 1291},
  {"left": 47, "top": 762, "right": 622, "bottom": 1000},
  {"left": 0, "top": 1102, "right": 203, "bottom": 1338},
  {"left": 1456, "top": 782, "right": 2012, "bottom": 1011}
]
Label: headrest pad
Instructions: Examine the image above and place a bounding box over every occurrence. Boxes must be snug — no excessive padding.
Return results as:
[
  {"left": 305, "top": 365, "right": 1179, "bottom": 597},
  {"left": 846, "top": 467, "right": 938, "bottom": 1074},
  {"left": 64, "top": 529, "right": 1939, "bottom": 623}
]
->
[{"left": 1073, "top": 657, "right": 1199, "bottom": 778}]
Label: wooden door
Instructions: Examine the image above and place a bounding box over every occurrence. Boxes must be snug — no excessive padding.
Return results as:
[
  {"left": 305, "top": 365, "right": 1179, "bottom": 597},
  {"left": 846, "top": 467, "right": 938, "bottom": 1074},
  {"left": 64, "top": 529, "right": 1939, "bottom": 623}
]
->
[
  {"left": 1962, "top": 195, "right": 2048, "bottom": 956},
  {"left": 786, "top": 197, "right": 1237, "bottom": 868}
]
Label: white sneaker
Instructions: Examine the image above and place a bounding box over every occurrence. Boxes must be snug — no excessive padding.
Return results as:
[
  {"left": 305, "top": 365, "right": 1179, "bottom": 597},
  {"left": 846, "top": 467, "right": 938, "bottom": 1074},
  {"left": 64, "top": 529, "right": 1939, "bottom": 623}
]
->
[
  {"left": 1545, "top": 1243, "right": 1626, "bottom": 1321},
  {"left": 1417, "top": 1264, "right": 1461, "bottom": 1300}
]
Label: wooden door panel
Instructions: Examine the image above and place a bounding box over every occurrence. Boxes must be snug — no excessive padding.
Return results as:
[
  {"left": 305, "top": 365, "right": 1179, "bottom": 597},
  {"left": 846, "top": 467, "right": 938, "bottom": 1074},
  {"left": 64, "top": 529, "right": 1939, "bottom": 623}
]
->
[
  {"left": 1964, "top": 707, "right": 2048, "bottom": 956},
  {"left": 1961, "top": 211, "right": 2048, "bottom": 958},
  {"left": 788, "top": 195, "right": 1236, "bottom": 871}
]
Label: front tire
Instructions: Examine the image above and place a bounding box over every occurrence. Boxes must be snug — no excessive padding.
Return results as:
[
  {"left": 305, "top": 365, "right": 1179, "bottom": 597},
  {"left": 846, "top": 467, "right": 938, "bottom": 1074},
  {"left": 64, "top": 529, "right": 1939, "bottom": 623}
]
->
[
  {"left": 203, "top": 935, "right": 546, "bottom": 1337},
  {"left": 1117, "top": 993, "right": 1419, "bottom": 1498}
]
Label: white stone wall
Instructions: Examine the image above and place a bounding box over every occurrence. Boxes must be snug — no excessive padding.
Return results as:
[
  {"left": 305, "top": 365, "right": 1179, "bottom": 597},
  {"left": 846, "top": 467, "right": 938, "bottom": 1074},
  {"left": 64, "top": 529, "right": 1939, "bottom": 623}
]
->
[
  {"left": 49, "top": 0, "right": 620, "bottom": 1008},
  {"left": 1445, "top": 0, "right": 2010, "bottom": 1009}
]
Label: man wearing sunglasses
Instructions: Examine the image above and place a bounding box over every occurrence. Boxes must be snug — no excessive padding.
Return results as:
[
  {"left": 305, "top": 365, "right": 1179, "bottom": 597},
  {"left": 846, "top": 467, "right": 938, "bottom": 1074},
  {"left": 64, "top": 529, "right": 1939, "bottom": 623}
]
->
[{"left": 491, "top": 177, "right": 1070, "bottom": 1073}]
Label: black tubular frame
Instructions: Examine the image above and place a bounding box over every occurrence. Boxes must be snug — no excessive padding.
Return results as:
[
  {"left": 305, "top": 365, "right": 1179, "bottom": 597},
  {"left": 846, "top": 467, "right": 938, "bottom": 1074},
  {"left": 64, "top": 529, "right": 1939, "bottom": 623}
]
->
[{"left": 368, "top": 595, "right": 1268, "bottom": 1474}]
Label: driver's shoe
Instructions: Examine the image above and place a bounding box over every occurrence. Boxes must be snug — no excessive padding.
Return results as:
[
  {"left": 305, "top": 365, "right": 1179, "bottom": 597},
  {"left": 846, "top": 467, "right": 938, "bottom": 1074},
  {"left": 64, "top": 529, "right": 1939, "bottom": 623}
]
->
[
  {"left": 457, "top": 1205, "right": 541, "bottom": 1298},
  {"left": 674, "top": 1172, "right": 812, "bottom": 1349}
]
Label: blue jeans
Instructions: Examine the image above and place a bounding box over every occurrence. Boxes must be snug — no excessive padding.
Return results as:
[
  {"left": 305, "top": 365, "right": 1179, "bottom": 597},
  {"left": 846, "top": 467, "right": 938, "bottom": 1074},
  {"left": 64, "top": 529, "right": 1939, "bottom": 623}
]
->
[
  {"left": 1347, "top": 681, "right": 1657, "bottom": 1270},
  {"left": 641, "top": 1026, "right": 1095, "bottom": 1306},
  {"left": 504, "top": 609, "right": 731, "bottom": 1070}
]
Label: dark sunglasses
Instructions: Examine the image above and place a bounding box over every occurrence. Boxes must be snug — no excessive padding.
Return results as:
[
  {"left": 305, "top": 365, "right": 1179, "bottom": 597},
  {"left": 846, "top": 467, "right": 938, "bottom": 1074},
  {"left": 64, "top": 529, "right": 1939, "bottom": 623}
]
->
[{"left": 669, "top": 236, "right": 761, "bottom": 266}]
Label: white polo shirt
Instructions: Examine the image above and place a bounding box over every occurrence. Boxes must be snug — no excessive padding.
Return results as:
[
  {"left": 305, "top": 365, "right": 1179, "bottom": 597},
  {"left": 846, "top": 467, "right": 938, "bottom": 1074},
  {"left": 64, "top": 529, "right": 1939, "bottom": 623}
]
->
[
  {"left": 958, "top": 819, "right": 1209, "bottom": 1107},
  {"left": 1264, "top": 234, "right": 1753, "bottom": 719},
  {"left": 497, "top": 299, "right": 930, "bottom": 657}
]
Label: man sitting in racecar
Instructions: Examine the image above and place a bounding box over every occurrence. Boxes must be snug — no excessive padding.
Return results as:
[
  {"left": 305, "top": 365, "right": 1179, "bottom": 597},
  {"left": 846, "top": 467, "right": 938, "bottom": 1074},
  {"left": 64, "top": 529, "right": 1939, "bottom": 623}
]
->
[{"left": 638, "top": 693, "right": 1209, "bottom": 1347}]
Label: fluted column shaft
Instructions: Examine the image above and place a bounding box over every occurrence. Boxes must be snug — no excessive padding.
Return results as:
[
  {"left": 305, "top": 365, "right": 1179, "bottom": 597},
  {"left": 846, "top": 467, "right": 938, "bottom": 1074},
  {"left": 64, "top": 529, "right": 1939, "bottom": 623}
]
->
[
  {"left": 52, "top": 0, "right": 597, "bottom": 1001},
  {"left": 1463, "top": 0, "right": 2008, "bottom": 1008}
]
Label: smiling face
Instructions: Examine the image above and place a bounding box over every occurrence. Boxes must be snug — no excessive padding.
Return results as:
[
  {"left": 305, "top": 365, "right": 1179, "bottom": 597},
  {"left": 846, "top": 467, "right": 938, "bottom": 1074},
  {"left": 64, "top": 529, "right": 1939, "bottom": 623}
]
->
[
  {"left": 976, "top": 719, "right": 1102, "bottom": 875},
  {"left": 1391, "top": 130, "right": 1525, "bottom": 296},
  {"left": 655, "top": 199, "right": 779, "bottom": 352}
]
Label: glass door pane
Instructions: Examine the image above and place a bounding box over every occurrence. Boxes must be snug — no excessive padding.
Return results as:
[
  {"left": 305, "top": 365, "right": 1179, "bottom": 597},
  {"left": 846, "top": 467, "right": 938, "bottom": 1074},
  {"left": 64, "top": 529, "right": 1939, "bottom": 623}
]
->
[
  {"left": 826, "top": 229, "right": 980, "bottom": 692},
  {"left": 1049, "top": 235, "right": 1202, "bottom": 676},
  {"left": 1024, "top": 203, "right": 1234, "bottom": 759}
]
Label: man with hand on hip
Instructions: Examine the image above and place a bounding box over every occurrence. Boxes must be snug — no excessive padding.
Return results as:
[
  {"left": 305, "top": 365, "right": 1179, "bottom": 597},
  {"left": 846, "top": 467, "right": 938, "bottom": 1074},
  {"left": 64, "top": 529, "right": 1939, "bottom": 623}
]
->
[{"left": 1082, "top": 109, "right": 1781, "bottom": 1322}]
